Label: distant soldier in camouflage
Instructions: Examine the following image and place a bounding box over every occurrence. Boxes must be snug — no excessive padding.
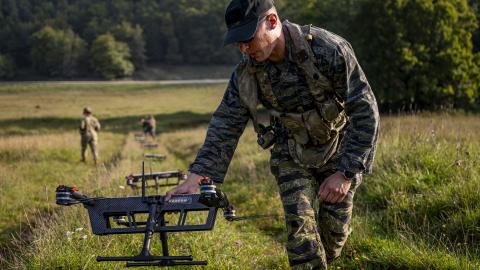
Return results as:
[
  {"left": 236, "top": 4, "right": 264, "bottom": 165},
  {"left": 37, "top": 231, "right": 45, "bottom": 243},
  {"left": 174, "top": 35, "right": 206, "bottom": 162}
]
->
[
  {"left": 166, "top": 0, "right": 379, "bottom": 269},
  {"left": 79, "top": 107, "right": 101, "bottom": 164},
  {"left": 141, "top": 115, "right": 156, "bottom": 139}
]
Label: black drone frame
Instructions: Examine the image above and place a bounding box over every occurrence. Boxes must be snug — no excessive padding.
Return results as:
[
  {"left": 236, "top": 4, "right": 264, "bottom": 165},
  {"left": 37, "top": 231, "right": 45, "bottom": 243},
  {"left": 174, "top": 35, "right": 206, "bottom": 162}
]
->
[
  {"left": 143, "top": 143, "right": 159, "bottom": 149},
  {"left": 55, "top": 164, "right": 237, "bottom": 267},
  {"left": 125, "top": 170, "right": 185, "bottom": 191}
]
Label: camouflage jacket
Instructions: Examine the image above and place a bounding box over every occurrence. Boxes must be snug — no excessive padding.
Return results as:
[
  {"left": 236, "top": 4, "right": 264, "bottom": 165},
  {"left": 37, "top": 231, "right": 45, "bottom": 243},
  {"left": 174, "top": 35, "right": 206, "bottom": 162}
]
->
[
  {"left": 189, "top": 23, "right": 379, "bottom": 183},
  {"left": 80, "top": 115, "right": 101, "bottom": 140}
]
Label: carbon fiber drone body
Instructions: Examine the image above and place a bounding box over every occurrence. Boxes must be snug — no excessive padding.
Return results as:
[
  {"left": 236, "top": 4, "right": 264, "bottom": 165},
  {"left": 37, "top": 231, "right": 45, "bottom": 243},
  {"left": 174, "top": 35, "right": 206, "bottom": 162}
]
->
[{"left": 55, "top": 163, "right": 276, "bottom": 267}]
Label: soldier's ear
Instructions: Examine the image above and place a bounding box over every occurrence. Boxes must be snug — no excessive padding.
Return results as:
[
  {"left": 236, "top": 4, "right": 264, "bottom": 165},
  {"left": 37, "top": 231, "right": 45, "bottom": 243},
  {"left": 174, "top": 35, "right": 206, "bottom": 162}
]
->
[{"left": 266, "top": 14, "right": 278, "bottom": 30}]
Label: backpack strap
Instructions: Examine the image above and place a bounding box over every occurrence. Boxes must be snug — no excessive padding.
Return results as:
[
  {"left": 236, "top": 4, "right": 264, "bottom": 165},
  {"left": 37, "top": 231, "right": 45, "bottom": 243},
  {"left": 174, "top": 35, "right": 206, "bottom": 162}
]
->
[
  {"left": 237, "top": 59, "right": 262, "bottom": 134},
  {"left": 283, "top": 20, "right": 335, "bottom": 105}
]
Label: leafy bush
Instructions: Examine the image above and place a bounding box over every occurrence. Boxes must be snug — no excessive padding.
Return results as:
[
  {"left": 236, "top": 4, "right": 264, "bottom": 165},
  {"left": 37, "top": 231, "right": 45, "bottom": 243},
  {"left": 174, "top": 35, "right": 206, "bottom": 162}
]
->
[
  {"left": 353, "top": 0, "right": 480, "bottom": 111},
  {"left": 0, "top": 54, "right": 16, "bottom": 79},
  {"left": 90, "top": 34, "right": 134, "bottom": 79},
  {"left": 112, "top": 21, "right": 147, "bottom": 69},
  {"left": 30, "top": 26, "right": 87, "bottom": 77}
]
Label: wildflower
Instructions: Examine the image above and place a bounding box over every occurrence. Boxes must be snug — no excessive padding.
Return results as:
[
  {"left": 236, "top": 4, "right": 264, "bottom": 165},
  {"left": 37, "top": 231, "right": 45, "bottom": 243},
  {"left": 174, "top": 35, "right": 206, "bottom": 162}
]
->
[
  {"left": 75, "top": 227, "right": 84, "bottom": 232},
  {"left": 235, "top": 240, "right": 241, "bottom": 247}
]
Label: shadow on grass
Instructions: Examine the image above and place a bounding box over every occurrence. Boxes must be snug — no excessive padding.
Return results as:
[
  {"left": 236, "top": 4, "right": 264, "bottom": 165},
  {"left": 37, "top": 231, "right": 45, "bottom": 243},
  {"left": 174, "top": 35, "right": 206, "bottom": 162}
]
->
[
  {"left": 0, "top": 109, "right": 272, "bottom": 137},
  {"left": 0, "top": 111, "right": 214, "bottom": 136}
]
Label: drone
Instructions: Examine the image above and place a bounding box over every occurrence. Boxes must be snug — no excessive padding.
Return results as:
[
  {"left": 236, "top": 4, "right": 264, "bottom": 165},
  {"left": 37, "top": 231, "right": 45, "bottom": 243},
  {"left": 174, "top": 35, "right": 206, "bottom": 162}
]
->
[
  {"left": 125, "top": 154, "right": 179, "bottom": 191},
  {"left": 134, "top": 133, "right": 146, "bottom": 142},
  {"left": 144, "top": 153, "right": 166, "bottom": 160},
  {"left": 55, "top": 163, "right": 275, "bottom": 267},
  {"left": 143, "top": 143, "right": 159, "bottom": 149},
  {"left": 125, "top": 170, "right": 185, "bottom": 190}
]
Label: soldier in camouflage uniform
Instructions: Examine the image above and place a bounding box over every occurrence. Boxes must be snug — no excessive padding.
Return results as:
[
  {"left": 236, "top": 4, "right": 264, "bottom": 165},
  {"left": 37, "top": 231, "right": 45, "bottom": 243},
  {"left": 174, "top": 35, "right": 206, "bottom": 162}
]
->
[
  {"left": 79, "top": 107, "right": 101, "bottom": 164},
  {"left": 166, "top": 0, "right": 379, "bottom": 269},
  {"left": 141, "top": 115, "right": 156, "bottom": 139}
]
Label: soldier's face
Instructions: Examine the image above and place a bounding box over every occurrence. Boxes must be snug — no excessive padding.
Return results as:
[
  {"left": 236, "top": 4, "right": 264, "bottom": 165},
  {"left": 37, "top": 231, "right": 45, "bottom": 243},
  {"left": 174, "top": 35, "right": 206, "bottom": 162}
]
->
[{"left": 238, "top": 15, "right": 277, "bottom": 62}]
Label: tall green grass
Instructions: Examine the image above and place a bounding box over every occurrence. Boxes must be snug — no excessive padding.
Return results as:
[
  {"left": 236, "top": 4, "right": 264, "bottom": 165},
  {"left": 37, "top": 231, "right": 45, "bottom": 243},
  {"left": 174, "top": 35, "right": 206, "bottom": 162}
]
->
[
  {"left": 0, "top": 83, "right": 479, "bottom": 269},
  {"left": 334, "top": 114, "right": 480, "bottom": 269}
]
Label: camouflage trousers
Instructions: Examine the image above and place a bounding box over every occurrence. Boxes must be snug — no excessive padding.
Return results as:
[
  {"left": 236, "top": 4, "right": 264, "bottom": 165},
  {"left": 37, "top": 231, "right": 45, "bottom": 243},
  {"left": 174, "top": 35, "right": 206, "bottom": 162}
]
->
[
  {"left": 81, "top": 136, "right": 98, "bottom": 163},
  {"left": 270, "top": 144, "right": 359, "bottom": 270},
  {"left": 143, "top": 126, "right": 156, "bottom": 138}
]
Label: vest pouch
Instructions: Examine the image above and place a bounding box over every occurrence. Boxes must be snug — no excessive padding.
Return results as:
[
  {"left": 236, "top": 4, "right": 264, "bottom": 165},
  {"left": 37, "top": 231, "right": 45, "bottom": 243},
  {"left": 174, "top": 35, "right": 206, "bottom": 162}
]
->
[
  {"left": 287, "top": 135, "right": 339, "bottom": 168},
  {"left": 286, "top": 105, "right": 346, "bottom": 168},
  {"left": 279, "top": 114, "right": 309, "bottom": 145},
  {"left": 319, "top": 99, "right": 340, "bottom": 123},
  {"left": 302, "top": 109, "right": 331, "bottom": 145}
]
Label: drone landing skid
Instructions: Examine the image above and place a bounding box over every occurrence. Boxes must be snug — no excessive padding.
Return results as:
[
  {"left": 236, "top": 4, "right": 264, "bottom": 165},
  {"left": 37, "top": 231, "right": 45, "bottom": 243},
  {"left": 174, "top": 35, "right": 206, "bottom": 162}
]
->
[
  {"left": 126, "top": 171, "right": 185, "bottom": 191},
  {"left": 97, "top": 251, "right": 207, "bottom": 267},
  {"left": 55, "top": 166, "right": 271, "bottom": 268}
]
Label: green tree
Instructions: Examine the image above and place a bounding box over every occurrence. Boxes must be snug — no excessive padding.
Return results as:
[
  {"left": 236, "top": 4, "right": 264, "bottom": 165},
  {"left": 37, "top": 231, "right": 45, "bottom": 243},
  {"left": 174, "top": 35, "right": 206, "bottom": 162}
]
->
[
  {"left": 90, "top": 33, "right": 134, "bottom": 79},
  {"left": 0, "top": 54, "right": 16, "bottom": 79},
  {"left": 353, "top": 0, "right": 480, "bottom": 111},
  {"left": 30, "top": 26, "right": 87, "bottom": 77},
  {"left": 278, "top": 0, "right": 364, "bottom": 39},
  {"left": 468, "top": 0, "right": 479, "bottom": 52},
  {"left": 112, "top": 21, "right": 147, "bottom": 69},
  {"left": 173, "top": 0, "right": 238, "bottom": 64}
]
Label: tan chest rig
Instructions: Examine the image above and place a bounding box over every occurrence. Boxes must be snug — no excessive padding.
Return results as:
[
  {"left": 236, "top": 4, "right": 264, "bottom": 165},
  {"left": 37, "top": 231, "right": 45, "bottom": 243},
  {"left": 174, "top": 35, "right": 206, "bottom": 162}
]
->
[
  {"left": 237, "top": 21, "right": 347, "bottom": 168},
  {"left": 81, "top": 116, "right": 97, "bottom": 137}
]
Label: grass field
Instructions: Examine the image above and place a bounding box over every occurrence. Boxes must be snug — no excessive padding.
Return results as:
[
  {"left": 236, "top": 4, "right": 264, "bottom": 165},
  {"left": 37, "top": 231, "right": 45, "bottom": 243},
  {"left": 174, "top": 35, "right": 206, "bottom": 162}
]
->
[{"left": 0, "top": 82, "right": 479, "bottom": 269}]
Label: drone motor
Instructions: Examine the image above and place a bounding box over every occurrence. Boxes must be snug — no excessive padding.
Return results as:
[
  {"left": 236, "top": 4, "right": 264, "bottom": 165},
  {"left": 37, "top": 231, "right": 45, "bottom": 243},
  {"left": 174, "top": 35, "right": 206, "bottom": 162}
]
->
[{"left": 56, "top": 185, "right": 80, "bottom": 205}]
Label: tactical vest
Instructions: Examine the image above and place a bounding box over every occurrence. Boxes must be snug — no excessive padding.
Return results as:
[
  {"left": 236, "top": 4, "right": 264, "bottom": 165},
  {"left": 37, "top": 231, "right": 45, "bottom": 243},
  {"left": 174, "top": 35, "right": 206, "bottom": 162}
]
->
[
  {"left": 237, "top": 20, "right": 347, "bottom": 168},
  {"left": 80, "top": 116, "right": 100, "bottom": 139}
]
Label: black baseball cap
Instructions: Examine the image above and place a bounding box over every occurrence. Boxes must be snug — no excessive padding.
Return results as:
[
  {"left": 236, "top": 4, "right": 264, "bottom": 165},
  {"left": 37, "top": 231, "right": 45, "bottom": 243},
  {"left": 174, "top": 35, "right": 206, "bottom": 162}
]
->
[{"left": 223, "top": 0, "right": 274, "bottom": 46}]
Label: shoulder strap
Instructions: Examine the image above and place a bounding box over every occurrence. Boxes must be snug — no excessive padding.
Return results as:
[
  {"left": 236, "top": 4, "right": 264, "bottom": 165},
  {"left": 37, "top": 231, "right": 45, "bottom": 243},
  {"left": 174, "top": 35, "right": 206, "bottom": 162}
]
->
[
  {"left": 254, "top": 69, "right": 280, "bottom": 110},
  {"left": 283, "top": 20, "right": 333, "bottom": 104},
  {"left": 237, "top": 59, "right": 262, "bottom": 133}
]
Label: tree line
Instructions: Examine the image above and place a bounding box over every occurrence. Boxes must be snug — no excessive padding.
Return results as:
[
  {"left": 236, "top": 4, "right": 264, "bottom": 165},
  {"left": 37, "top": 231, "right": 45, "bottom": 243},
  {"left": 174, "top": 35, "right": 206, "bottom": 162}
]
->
[
  {"left": 0, "top": 0, "right": 479, "bottom": 111},
  {"left": 0, "top": 0, "right": 238, "bottom": 79}
]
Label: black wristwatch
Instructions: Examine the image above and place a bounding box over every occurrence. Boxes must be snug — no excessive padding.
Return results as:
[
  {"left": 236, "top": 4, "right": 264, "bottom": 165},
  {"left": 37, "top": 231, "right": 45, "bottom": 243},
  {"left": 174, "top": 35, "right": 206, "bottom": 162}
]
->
[{"left": 340, "top": 170, "right": 356, "bottom": 181}]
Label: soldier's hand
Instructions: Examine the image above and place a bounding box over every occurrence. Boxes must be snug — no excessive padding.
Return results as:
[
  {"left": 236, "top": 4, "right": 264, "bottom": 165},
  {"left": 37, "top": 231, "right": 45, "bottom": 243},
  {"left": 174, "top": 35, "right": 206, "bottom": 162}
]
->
[
  {"left": 318, "top": 171, "right": 351, "bottom": 204},
  {"left": 165, "top": 173, "right": 202, "bottom": 201}
]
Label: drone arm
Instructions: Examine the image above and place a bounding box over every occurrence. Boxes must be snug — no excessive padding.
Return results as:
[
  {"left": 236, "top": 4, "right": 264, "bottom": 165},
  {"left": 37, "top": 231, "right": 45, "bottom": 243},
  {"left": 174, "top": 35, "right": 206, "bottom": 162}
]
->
[{"left": 56, "top": 185, "right": 92, "bottom": 206}]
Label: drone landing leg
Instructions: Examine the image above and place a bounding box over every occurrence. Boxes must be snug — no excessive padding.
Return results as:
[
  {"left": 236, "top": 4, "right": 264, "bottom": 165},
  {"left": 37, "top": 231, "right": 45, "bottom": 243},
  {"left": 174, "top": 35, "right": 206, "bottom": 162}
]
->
[
  {"left": 140, "top": 203, "right": 157, "bottom": 257},
  {"left": 97, "top": 203, "right": 207, "bottom": 267},
  {"left": 160, "top": 213, "right": 169, "bottom": 256}
]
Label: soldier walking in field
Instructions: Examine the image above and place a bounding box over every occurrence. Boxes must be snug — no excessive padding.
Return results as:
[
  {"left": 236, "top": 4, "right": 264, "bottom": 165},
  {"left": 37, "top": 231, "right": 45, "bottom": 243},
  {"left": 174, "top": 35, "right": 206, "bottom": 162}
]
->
[
  {"left": 79, "top": 107, "right": 101, "bottom": 164},
  {"left": 166, "top": 0, "right": 379, "bottom": 269},
  {"left": 141, "top": 115, "right": 156, "bottom": 139}
]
